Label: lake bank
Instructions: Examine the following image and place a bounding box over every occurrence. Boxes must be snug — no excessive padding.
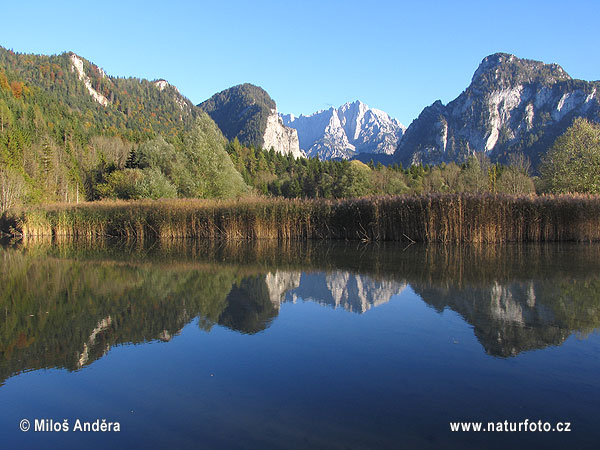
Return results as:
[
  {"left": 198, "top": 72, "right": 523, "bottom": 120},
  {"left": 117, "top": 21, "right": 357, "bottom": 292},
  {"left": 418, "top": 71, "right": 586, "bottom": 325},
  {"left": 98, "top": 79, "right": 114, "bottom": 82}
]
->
[{"left": 2, "top": 193, "right": 600, "bottom": 243}]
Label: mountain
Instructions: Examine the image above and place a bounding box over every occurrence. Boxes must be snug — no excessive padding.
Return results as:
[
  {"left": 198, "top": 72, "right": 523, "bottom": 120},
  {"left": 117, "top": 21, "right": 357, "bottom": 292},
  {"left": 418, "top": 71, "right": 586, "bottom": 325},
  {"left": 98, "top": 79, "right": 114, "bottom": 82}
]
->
[
  {"left": 0, "top": 47, "right": 250, "bottom": 203},
  {"left": 0, "top": 47, "right": 201, "bottom": 140},
  {"left": 394, "top": 53, "right": 600, "bottom": 168},
  {"left": 198, "top": 83, "right": 304, "bottom": 158},
  {"left": 281, "top": 100, "right": 405, "bottom": 160}
]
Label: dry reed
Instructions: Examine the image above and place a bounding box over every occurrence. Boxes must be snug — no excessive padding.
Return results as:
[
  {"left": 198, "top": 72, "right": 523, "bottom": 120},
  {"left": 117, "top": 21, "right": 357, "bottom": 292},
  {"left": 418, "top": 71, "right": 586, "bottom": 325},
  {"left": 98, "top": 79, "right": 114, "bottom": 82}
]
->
[{"left": 2, "top": 193, "right": 600, "bottom": 243}]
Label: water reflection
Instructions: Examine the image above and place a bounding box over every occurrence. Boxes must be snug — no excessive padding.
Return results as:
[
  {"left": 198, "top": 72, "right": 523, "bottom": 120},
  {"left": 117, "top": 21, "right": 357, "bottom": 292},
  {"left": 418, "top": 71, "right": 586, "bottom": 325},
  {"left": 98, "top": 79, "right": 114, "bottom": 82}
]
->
[
  {"left": 415, "top": 281, "right": 576, "bottom": 356},
  {"left": 1, "top": 240, "right": 600, "bottom": 385},
  {"left": 265, "top": 271, "right": 406, "bottom": 313}
]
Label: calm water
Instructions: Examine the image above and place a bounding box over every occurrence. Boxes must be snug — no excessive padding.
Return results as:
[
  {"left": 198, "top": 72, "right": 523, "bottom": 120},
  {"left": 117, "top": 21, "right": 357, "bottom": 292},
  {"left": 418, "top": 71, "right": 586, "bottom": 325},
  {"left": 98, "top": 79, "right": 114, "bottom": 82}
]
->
[{"left": 0, "top": 240, "right": 599, "bottom": 449}]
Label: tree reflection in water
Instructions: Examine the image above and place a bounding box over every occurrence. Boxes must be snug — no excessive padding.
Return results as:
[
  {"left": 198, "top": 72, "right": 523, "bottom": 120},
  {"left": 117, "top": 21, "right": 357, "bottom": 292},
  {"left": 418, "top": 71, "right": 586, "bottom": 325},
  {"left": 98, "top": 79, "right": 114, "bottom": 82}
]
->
[{"left": 1, "top": 239, "right": 599, "bottom": 385}]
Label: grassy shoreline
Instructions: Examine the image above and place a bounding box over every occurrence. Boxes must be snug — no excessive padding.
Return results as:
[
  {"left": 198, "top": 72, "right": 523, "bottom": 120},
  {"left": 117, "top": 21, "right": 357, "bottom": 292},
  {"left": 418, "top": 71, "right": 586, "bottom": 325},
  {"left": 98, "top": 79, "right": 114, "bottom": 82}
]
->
[{"left": 2, "top": 193, "right": 600, "bottom": 243}]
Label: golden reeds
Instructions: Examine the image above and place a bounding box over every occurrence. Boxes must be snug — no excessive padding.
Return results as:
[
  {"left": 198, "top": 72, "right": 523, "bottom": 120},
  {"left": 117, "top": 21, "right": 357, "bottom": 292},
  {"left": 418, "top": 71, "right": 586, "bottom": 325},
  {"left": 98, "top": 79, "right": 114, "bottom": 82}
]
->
[{"left": 2, "top": 193, "right": 600, "bottom": 243}]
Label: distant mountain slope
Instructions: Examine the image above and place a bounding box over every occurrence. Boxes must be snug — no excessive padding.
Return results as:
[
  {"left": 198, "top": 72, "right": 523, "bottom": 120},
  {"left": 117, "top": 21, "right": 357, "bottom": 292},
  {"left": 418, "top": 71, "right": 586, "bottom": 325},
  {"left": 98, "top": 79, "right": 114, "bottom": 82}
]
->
[
  {"left": 281, "top": 100, "right": 405, "bottom": 160},
  {"left": 0, "top": 46, "right": 200, "bottom": 141},
  {"left": 394, "top": 53, "right": 600, "bottom": 168},
  {"left": 198, "top": 83, "right": 303, "bottom": 158}
]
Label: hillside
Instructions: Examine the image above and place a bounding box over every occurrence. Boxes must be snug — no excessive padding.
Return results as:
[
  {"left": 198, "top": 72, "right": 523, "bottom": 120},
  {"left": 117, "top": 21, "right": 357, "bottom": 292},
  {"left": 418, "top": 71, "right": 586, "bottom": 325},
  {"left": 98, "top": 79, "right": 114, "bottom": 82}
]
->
[
  {"left": 198, "top": 83, "right": 303, "bottom": 158},
  {"left": 0, "top": 46, "right": 246, "bottom": 207},
  {"left": 0, "top": 47, "right": 200, "bottom": 141}
]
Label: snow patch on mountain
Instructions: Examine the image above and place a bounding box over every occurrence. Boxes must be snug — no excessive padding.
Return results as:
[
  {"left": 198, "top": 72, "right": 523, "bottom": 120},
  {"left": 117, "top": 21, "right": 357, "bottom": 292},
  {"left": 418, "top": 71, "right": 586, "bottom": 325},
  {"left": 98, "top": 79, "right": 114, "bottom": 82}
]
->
[{"left": 282, "top": 100, "right": 405, "bottom": 160}]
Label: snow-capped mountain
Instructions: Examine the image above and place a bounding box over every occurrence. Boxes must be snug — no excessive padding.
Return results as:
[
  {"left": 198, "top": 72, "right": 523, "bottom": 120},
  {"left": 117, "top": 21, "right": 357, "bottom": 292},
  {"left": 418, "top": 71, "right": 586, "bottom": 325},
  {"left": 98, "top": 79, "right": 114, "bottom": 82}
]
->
[{"left": 281, "top": 101, "right": 406, "bottom": 160}]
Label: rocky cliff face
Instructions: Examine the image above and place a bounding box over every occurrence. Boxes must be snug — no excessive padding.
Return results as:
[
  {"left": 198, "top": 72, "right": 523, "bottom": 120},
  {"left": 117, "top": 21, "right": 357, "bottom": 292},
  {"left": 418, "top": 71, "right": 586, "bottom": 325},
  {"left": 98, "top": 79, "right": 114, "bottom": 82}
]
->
[
  {"left": 394, "top": 53, "right": 600, "bottom": 168},
  {"left": 199, "top": 83, "right": 303, "bottom": 157},
  {"left": 282, "top": 100, "right": 405, "bottom": 160},
  {"left": 262, "top": 109, "right": 304, "bottom": 158},
  {"left": 264, "top": 271, "right": 302, "bottom": 306},
  {"left": 70, "top": 54, "right": 110, "bottom": 107}
]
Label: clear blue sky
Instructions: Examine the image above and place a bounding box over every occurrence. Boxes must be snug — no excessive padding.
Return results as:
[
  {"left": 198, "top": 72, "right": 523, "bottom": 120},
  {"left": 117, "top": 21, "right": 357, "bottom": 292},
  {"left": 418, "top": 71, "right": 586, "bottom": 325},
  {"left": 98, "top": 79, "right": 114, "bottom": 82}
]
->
[{"left": 1, "top": 0, "right": 598, "bottom": 125}]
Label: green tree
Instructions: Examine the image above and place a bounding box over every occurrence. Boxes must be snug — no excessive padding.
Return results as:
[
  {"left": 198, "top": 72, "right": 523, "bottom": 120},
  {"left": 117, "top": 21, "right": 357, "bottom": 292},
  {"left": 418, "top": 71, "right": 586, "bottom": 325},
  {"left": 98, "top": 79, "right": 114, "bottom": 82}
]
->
[
  {"left": 182, "top": 114, "right": 248, "bottom": 198},
  {"left": 0, "top": 168, "right": 26, "bottom": 212},
  {"left": 97, "top": 168, "right": 177, "bottom": 200},
  {"left": 540, "top": 118, "right": 600, "bottom": 193},
  {"left": 497, "top": 153, "right": 535, "bottom": 195},
  {"left": 337, "top": 160, "right": 373, "bottom": 198},
  {"left": 461, "top": 154, "right": 490, "bottom": 193}
]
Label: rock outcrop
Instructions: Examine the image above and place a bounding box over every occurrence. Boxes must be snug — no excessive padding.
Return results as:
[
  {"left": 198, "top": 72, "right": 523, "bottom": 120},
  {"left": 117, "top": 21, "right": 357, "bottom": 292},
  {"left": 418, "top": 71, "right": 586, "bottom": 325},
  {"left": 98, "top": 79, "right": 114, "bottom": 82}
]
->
[
  {"left": 262, "top": 109, "right": 304, "bottom": 158},
  {"left": 394, "top": 53, "right": 600, "bottom": 168},
  {"left": 70, "top": 54, "right": 110, "bottom": 106}
]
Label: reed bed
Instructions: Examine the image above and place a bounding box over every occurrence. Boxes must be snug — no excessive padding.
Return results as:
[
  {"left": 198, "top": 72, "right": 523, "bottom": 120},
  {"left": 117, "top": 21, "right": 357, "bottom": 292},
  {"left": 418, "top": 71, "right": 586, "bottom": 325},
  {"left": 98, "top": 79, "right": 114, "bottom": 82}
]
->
[{"left": 2, "top": 193, "right": 600, "bottom": 243}]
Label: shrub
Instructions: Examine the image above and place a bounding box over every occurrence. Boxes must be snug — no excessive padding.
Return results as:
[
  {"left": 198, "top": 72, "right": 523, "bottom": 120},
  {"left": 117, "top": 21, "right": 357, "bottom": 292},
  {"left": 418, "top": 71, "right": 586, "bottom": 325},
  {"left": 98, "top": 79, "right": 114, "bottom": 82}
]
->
[{"left": 97, "top": 168, "right": 177, "bottom": 200}]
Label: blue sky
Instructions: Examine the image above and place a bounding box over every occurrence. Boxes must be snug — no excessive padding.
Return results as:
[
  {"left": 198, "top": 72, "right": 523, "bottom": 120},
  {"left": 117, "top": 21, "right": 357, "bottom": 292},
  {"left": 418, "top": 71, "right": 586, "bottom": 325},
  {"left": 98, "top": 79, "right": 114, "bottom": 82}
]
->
[{"left": 1, "top": 0, "right": 598, "bottom": 125}]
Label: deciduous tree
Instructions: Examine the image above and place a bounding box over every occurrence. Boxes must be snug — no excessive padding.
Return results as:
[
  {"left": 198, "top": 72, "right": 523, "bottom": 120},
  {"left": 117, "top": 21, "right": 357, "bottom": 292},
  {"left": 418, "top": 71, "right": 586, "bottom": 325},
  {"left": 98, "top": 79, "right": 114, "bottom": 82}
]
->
[{"left": 540, "top": 118, "right": 600, "bottom": 193}]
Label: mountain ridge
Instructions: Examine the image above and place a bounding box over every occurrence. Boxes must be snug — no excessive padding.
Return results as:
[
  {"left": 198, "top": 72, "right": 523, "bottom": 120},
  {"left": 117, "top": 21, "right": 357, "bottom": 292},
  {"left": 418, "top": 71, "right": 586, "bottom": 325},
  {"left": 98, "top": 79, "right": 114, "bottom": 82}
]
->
[
  {"left": 2, "top": 45, "right": 600, "bottom": 173},
  {"left": 0, "top": 46, "right": 202, "bottom": 139},
  {"left": 281, "top": 100, "right": 405, "bottom": 160},
  {"left": 394, "top": 52, "right": 600, "bottom": 168}
]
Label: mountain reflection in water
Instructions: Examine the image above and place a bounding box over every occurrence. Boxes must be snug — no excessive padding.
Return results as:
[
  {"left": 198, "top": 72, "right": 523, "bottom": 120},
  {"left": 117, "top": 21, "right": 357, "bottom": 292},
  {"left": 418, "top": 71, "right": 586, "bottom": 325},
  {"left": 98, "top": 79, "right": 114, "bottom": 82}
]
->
[{"left": 1, "top": 240, "right": 599, "bottom": 385}]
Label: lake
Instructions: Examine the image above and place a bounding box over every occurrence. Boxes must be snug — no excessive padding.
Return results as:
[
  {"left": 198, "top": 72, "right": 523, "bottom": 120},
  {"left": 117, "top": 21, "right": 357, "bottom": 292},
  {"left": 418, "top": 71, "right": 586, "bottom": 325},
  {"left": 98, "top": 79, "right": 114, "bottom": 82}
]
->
[{"left": 1, "top": 240, "right": 599, "bottom": 449}]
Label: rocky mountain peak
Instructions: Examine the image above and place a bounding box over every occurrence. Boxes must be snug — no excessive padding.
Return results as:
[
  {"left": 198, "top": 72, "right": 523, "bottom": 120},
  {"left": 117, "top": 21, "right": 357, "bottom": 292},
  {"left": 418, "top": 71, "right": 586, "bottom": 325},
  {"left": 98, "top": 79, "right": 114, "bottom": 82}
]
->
[
  {"left": 471, "top": 53, "right": 572, "bottom": 91},
  {"left": 472, "top": 53, "right": 516, "bottom": 79},
  {"left": 154, "top": 79, "right": 169, "bottom": 91},
  {"left": 339, "top": 100, "right": 368, "bottom": 115},
  {"left": 395, "top": 52, "right": 599, "bottom": 168},
  {"left": 421, "top": 99, "right": 445, "bottom": 116},
  {"left": 265, "top": 270, "right": 406, "bottom": 314},
  {"left": 282, "top": 101, "right": 405, "bottom": 159}
]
